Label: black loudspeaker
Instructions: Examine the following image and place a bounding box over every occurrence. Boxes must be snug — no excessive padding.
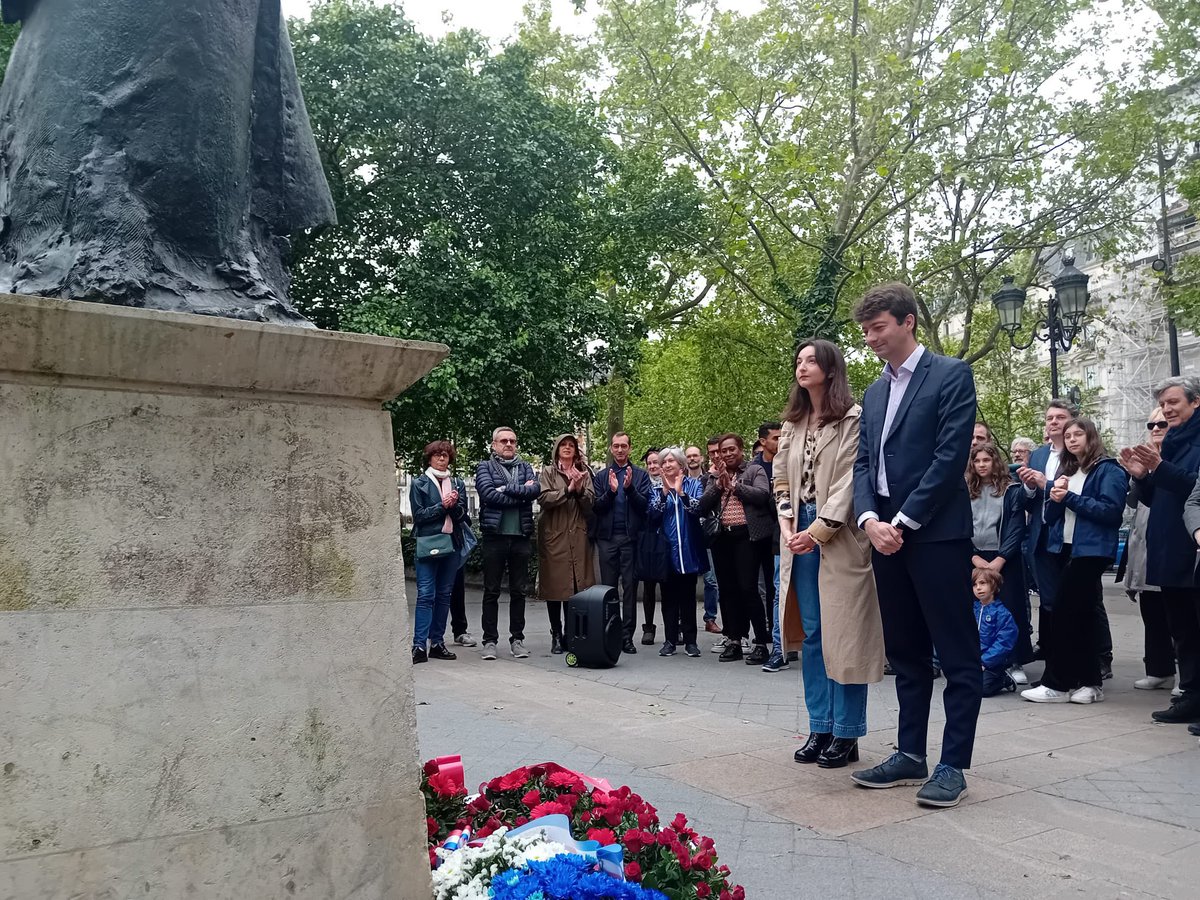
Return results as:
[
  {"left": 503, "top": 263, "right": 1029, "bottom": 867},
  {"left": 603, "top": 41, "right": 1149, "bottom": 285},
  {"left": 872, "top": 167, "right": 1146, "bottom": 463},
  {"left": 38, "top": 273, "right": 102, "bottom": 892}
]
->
[{"left": 564, "top": 585, "right": 623, "bottom": 668}]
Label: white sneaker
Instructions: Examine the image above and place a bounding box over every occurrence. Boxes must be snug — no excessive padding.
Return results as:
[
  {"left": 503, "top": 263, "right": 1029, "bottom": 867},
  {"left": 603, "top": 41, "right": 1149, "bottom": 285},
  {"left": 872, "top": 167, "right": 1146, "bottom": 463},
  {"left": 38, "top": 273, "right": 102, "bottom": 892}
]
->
[
  {"left": 711, "top": 637, "right": 728, "bottom": 653},
  {"left": 740, "top": 638, "right": 752, "bottom": 651},
  {"left": 1069, "top": 685, "right": 1104, "bottom": 704},
  {"left": 1021, "top": 685, "right": 1070, "bottom": 703},
  {"left": 1009, "top": 665, "right": 1028, "bottom": 685},
  {"left": 510, "top": 639, "right": 530, "bottom": 659},
  {"left": 1134, "top": 675, "right": 1175, "bottom": 691}
]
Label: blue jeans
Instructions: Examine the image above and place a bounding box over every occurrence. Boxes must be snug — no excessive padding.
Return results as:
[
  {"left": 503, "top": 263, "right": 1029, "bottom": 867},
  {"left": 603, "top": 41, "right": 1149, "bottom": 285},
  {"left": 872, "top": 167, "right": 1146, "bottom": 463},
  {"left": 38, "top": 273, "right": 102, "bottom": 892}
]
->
[
  {"left": 414, "top": 554, "right": 458, "bottom": 649},
  {"left": 703, "top": 550, "right": 719, "bottom": 621},
  {"left": 794, "top": 503, "right": 868, "bottom": 739}
]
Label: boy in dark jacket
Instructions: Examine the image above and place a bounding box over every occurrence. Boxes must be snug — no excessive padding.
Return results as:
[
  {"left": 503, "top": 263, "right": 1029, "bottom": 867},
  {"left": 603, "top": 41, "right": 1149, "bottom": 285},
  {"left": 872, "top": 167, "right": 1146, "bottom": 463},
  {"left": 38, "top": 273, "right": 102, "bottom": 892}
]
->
[{"left": 974, "top": 568, "right": 1018, "bottom": 697}]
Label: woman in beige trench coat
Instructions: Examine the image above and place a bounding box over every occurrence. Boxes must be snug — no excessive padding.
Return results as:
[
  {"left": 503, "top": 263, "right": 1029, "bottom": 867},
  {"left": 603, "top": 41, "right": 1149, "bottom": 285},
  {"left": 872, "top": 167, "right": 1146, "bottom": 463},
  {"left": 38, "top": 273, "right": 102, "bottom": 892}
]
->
[
  {"left": 776, "top": 339, "right": 885, "bottom": 769},
  {"left": 537, "top": 434, "right": 596, "bottom": 654}
]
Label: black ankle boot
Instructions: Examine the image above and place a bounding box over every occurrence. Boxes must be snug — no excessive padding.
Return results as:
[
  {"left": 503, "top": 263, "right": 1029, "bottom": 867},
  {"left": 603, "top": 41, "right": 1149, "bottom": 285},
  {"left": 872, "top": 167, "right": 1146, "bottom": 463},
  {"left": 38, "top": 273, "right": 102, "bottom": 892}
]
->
[
  {"left": 641, "top": 624, "right": 656, "bottom": 645},
  {"left": 551, "top": 633, "right": 565, "bottom": 654},
  {"left": 794, "top": 732, "right": 832, "bottom": 764},
  {"left": 817, "top": 737, "right": 860, "bottom": 768}
]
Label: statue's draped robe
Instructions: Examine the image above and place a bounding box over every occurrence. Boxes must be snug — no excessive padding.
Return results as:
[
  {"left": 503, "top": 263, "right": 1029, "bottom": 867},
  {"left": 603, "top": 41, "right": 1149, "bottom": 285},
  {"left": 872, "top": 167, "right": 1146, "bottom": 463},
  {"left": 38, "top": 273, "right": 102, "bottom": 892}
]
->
[{"left": 0, "top": 0, "right": 335, "bottom": 323}]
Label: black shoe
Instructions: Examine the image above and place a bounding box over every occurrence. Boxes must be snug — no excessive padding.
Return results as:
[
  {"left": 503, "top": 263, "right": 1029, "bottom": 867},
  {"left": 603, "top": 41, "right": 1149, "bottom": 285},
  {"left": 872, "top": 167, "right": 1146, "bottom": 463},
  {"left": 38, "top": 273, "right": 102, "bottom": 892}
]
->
[
  {"left": 817, "top": 737, "right": 860, "bottom": 769},
  {"left": 793, "top": 732, "right": 832, "bottom": 764},
  {"left": 1152, "top": 697, "right": 1200, "bottom": 724},
  {"left": 551, "top": 633, "right": 565, "bottom": 654},
  {"left": 718, "top": 642, "right": 744, "bottom": 662},
  {"left": 641, "top": 624, "right": 656, "bottom": 646},
  {"left": 684, "top": 643, "right": 701, "bottom": 657},
  {"left": 623, "top": 639, "right": 638, "bottom": 655},
  {"left": 428, "top": 644, "right": 456, "bottom": 661},
  {"left": 786, "top": 650, "right": 799, "bottom": 662},
  {"left": 883, "top": 661, "right": 896, "bottom": 676},
  {"left": 745, "top": 644, "right": 769, "bottom": 665},
  {"left": 1100, "top": 661, "right": 1113, "bottom": 681},
  {"left": 412, "top": 647, "right": 427, "bottom": 664},
  {"left": 1189, "top": 722, "right": 1200, "bottom": 736},
  {"left": 659, "top": 641, "right": 676, "bottom": 657}
]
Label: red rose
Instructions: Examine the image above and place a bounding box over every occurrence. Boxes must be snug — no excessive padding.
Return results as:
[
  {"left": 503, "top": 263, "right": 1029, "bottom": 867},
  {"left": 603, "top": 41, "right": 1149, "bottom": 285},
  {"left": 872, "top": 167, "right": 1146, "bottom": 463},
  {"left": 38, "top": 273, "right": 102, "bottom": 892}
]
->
[
  {"left": 718, "top": 865, "right": 730, "bottom": 876},
  {"left": 558, "top": 793, "right": 580, "bottom": 811},
  {"left": 521, "top": 789, "right": 542, "bottom": 808},
  {"left": 674, "top": 845, "right": 691, "bottom": 869},
  {"left": 622, "top": 829, "right": 646, "bottom": 854},
  {"left": 699, "top": 836, "right": 715, "bottom": 851},
  {"left": 478, "top": 816, "right": 502, "bottom": 838},
  {"left": 428, "top": 847, "right": 438, "bottom": 869},
  {"left": 719, "top": 891, "right": 732, "bottom": 900},
  {"left": 467, "top": 795, "right": 491, "bottom": 814},
  {"left": 696, "top": 884, "right": 711, "bottom": 898},
  {"left": 586, "top": 827, "right": 616, "bottom": 846},
  {"left": 423, "top": 760, "right": 440, "bottom": 776},
  {"left": 592, "top": 790, "right": 611, "bottom": 806},
  {"left": 732, "top": 887, "right": 745, "bottom": 900},
  {"left": 426, "top": 816, "right": 438, "bottom": 837},
  {"left": 580, "top": 810, "right": 593, "bottom": 823},
  {"left": 602, "top": 806, "right": 624, "bottom": 826},
  {"left": 428, "top": 772, "right": 465, "bottom": 798},
  {"left": 529, "top": 765, "right": 548, "bottom": 779},
  {"left": 636, "top": 811, "right": 656, "bottom": 829},
  {"left": 692, "top": 851, "right": 713, "bottom": 871},
  {"left": 671, "top": 813, "right": 689, "bottom": 832},
  {"left": 497, "top": 767, "right": 531, "bottom": 792},
  {"left": 624, "top": 862, "right": 642, "bottom": 881},
  {"left": 657, "top": 831, "right": 676, "bottom": 847}
]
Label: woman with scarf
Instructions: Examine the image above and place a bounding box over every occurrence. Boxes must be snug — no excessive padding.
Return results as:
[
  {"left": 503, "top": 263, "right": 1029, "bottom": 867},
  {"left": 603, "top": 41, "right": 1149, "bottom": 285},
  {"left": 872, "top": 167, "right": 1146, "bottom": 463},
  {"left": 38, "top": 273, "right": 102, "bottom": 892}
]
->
[
  {"left": 537, "top": 435, "right": 597, "bottom": 653},
  {"left": 637, "top": 448, "right": 673, "bottom": 645},
  {"left": 409, "top": 440, "right": 469, "bottom": 664}
]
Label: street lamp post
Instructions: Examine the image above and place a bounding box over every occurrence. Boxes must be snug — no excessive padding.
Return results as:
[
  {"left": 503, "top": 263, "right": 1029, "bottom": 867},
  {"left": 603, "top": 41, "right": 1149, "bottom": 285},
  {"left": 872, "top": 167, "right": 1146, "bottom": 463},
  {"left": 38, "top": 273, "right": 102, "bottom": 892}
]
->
[{"left": 992, "top": 257, "right": 1092, "bottom": 398}]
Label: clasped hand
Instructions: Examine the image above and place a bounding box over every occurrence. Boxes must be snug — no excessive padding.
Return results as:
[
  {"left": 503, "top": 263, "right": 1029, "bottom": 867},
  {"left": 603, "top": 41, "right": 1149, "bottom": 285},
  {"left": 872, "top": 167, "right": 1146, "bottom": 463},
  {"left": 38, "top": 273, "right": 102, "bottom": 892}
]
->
[
  {"left": 1048, "top": 475, "right": 1069, "bottom": 503},
  {"left": 441, "top": 490, "right": 459, "bottom": 508},
  {"left": 1016, "top": 465, "right": 1046, "bottom": 490},
  {"left": 864, "top": 519, "right": 903, "bottom": 555},
  {"left": 787, "top": 530, "right": 817, "bottom": 555}
]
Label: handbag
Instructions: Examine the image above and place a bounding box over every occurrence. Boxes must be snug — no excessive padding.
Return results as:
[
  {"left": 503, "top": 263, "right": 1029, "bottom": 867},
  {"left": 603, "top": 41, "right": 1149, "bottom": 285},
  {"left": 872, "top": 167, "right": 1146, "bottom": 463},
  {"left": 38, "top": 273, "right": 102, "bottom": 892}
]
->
[
  {"left": 458, "top": 523, "right": 479, "bottom": 568},
  {"left": 700, "top": 490, "right": 731, "bottom": 548},
  {"left": 415, "top": 532, "right": 457, "bottom": 560}
]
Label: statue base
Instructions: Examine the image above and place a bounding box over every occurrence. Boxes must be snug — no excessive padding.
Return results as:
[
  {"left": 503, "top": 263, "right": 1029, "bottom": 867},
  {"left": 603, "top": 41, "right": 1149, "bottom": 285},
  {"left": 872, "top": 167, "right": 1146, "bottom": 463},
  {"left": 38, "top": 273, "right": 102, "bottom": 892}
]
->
[{"left": 0, "top": 294, "right": 446, "bottom": 898}]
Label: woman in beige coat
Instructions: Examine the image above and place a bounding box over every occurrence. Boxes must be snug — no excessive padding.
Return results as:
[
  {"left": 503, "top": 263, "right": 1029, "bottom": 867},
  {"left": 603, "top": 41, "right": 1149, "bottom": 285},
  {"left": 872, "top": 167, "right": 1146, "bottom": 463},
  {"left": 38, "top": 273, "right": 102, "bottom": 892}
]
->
[
  {"left": 537, "top": 434, "right": 596, "bottom": 653},
  {"left": 776, "top": 339, "right": 885, "bottom": 769}
]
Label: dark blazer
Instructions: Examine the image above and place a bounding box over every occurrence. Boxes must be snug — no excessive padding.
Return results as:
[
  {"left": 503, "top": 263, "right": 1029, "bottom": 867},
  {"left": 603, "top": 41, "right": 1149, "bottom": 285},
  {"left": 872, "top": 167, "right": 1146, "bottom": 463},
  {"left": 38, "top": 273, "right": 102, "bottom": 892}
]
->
[
  {"left": 1138, "top": 412, "right": 1200, "bottom": 587},
  {"left": 474, "top": 458, "right": 539, "bottom": 536},
  {"left": 592, "top": 462, "right": 652, "bottom": 540},
  {"left": 697, "top": 462, "right": 775, "bottom": 542},
  {"left": 1043, "top": 458, "right": 1129, "bottom": 559},
  {"left": 1021, "top": 443, "right": 1058, "bottom": 552},
  {"left": 853, "top": 349, "right": 977, "bottom": 543},
  {"left": 410, "top": 473, "right": 468, "bottom": 537}
]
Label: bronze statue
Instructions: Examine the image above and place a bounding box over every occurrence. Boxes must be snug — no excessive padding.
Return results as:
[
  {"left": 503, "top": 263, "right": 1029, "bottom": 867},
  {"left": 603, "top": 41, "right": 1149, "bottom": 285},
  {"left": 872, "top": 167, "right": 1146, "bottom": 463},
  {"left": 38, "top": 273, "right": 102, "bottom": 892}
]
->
[{"left": 0, "top": 0, "right": 335, "bottom": 325}]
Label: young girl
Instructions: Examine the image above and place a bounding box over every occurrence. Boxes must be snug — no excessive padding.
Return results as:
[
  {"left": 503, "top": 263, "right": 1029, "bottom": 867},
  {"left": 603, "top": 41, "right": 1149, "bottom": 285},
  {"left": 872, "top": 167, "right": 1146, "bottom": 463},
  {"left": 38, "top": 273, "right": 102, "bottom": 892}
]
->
[
  {"left": 966, "top": 443, "right": 1032, "bottom": 680},
  {"left": 1022, "top": 418, "right": 1128, "bottom": 705}
]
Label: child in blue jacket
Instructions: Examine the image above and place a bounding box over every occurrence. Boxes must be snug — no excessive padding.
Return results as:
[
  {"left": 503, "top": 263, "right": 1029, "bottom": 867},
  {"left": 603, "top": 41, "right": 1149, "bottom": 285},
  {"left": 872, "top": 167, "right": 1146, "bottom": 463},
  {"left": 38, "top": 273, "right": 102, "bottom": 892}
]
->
[{"left": 974, "top": 567, "right": 1018, "bottom": 697}]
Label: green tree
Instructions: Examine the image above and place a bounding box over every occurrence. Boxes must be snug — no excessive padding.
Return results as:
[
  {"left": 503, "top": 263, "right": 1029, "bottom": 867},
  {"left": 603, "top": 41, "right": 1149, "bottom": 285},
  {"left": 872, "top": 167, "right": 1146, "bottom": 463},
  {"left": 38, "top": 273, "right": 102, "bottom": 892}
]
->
[{"left": 288, "top": 0, "right": 699, "bottom": 463}]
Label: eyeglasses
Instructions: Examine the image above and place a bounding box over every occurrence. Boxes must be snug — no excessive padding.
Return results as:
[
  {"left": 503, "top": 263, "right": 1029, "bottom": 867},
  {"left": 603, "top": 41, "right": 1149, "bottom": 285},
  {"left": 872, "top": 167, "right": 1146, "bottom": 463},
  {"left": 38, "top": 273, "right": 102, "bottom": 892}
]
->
[
  {"left": 1147, "top": 421, "right": 1169, "bottom": 431},
  {"left": 496, "top": 438, "right": 517, "bottom": 445}
]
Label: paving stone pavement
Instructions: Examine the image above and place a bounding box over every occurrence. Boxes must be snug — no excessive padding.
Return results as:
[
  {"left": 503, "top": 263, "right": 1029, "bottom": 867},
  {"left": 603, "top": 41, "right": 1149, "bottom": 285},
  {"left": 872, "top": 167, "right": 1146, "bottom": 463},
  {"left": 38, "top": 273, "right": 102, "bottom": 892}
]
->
[{"left": 414, "top": 585, "right": 1200, "bottom": 899}]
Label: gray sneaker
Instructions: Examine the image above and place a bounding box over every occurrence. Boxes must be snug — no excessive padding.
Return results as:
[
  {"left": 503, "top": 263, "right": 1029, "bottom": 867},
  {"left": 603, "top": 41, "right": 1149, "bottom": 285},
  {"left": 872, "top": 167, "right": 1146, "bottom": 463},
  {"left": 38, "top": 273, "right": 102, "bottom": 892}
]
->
[
  {"left": 454, "top": 633, "right": 478, "bottom": 648},
  {"left": 915, "top": 763, "right": 968, "bottom": 808},
  {"left": 510, "top": 639, "right": 530, "bottom": 659},
  {"left": 480, "top": 642, "right": 497, "bottom": 660},
  {"left": 851, "top": 751, "right": 929, "bottom": 789},
  {"left": 711, "top": 637, "right": 728, "bottom": 653}
]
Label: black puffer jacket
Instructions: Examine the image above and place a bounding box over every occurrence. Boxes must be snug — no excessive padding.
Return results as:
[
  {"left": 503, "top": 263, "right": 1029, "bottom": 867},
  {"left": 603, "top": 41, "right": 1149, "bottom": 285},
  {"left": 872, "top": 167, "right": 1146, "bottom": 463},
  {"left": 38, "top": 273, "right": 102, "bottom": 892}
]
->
[{"left": 474, "top": 457, "right": 539, "bottom": 536}]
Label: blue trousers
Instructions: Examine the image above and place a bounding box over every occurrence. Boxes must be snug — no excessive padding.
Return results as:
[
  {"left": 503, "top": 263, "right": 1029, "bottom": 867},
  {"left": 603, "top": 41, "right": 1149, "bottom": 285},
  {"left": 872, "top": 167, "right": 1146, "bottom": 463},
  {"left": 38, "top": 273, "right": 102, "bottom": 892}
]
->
[
  {"left": 793, "top": 504, "right": 869, "bottom": 739},
  {"left": 414, "top": 554, "right": 458, "bottom": 649}
]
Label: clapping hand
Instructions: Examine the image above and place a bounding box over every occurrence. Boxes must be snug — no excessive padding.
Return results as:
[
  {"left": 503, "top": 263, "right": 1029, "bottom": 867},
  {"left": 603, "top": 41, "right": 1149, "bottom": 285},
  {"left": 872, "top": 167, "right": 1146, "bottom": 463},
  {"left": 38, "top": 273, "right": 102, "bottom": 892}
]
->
[
  {"left": 623, "top": 467, "right": 633, "bottom": 489},
  {"left": 1049, "top": 475, "right": 1069, "bottom": 503},
  {"left": 1119, "top": 447, "right": 1146, "bottom": 478},
  {"left": 608, "top": 469, "right": 619, "bottom": 492},
  {"left": 664, "top": 469, "right": 683, "bottom": 493},
  {"left": 1131, "top": 443, "right": 1162, "bottom": 474},
  {"left": 1016, "top": 466, "right": 1045, "bottom": 490}
]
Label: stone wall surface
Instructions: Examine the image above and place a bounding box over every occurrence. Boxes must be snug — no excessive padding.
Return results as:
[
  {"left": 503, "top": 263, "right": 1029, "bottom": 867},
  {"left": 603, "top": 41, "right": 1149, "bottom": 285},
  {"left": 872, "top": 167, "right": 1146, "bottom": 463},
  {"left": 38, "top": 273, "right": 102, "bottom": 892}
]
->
[{"left": 0, "top": 294, "right": 446, "bottom": 898}]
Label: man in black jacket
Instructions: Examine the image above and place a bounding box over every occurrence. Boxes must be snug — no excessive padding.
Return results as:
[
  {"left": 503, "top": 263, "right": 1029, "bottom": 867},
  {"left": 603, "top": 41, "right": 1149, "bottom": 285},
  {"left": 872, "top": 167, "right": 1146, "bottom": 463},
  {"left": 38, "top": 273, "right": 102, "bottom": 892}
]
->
[
  {"left": 475, "top": 426, "right": 540, "bottom": 660},
  {"left": 1121, "top": 376, "right": 1200, "bottom": 724},
  {"left": 593, "top": 432, "right": 652, "bottom": 654}
]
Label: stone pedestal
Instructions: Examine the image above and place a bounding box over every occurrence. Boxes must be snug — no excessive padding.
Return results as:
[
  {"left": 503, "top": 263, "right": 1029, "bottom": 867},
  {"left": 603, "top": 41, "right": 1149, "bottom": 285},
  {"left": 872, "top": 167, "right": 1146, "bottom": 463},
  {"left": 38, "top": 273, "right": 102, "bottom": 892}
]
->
[{"left": 0, "top": 294, "right": 447, "bottom": 898}]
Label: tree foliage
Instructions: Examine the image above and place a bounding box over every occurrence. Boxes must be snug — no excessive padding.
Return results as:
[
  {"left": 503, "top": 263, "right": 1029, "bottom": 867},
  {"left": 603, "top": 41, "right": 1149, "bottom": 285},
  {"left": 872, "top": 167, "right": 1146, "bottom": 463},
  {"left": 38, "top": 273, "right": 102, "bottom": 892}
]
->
[{"left": 288, "top": 0, "right": 702, "bottom": 464}]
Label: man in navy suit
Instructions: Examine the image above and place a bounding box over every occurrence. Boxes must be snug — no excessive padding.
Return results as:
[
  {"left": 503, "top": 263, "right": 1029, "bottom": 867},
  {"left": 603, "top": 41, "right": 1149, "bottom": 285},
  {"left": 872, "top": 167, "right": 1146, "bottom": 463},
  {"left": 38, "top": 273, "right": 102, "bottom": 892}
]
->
[{"left": 848, "top": 283, "right": 979, "bottom": 808}]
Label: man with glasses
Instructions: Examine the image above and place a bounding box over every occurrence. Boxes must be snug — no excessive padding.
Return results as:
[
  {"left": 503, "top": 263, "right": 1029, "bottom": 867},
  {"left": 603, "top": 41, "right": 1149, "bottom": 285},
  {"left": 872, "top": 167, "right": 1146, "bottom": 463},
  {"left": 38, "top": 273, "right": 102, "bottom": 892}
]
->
[
  {"left": 475, "top": 427, "right": 540, "bottom": 660},
  {"left": 1122, "top": 377, "right": 1200, "bottom": 725}
]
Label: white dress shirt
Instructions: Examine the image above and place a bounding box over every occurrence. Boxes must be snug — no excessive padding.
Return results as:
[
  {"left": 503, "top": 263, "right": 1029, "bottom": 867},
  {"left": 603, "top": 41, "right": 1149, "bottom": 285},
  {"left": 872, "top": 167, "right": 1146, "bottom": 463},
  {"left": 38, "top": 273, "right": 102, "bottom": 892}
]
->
[{"left": 858, "top": 344, "right": 925, "bottom": 530}]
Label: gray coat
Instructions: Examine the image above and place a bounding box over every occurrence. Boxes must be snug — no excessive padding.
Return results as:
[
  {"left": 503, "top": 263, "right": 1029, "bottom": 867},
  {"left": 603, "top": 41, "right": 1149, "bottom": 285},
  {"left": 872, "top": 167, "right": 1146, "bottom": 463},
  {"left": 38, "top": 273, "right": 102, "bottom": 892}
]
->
[
  {"left": 1123, "top": 481, "right": 1157, "bottom": 594},
  {"left": 1184, "top": 475, "right": 1200, "bottom": 549}
]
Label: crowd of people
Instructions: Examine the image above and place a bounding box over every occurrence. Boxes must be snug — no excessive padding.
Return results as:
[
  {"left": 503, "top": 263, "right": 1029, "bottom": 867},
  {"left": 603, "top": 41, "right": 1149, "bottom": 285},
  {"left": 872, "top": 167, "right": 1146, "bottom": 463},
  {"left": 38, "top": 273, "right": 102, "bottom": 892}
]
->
[{"left": 407, "top": 281, "right": 1200, "bottom": 810}]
